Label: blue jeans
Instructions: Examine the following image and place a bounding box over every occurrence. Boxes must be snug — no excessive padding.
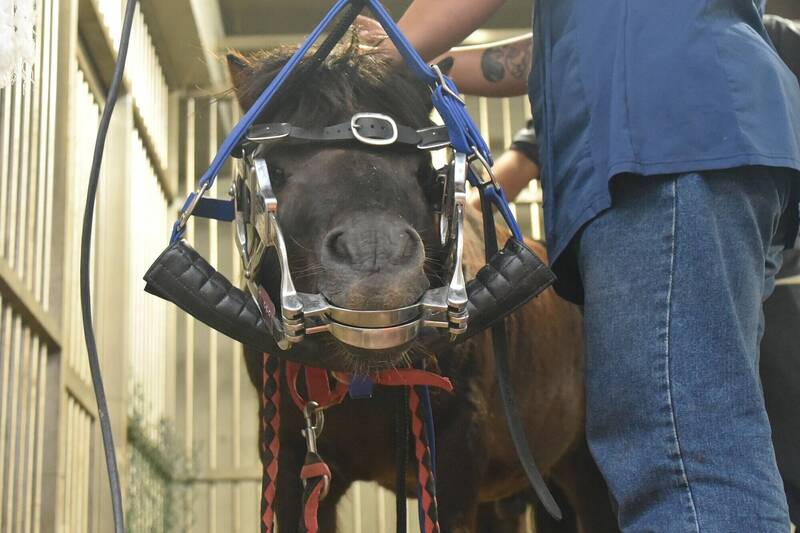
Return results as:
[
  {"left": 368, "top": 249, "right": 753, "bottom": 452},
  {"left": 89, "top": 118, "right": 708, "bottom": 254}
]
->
[{"left": 576, "top": 168, "right": 796, "bottom": 532}]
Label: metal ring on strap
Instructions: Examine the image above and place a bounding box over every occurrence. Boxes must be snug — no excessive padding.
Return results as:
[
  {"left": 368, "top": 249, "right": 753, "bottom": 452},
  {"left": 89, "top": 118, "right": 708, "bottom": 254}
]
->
[{"left": 350, "top": 113, "right": 399, "bottom": 146}]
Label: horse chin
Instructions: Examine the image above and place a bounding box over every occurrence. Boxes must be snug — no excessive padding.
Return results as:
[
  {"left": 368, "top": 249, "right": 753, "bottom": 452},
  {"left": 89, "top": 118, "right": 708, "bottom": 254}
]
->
[{"left": 332, "top": 341, "right": 416, "bottom": 374}]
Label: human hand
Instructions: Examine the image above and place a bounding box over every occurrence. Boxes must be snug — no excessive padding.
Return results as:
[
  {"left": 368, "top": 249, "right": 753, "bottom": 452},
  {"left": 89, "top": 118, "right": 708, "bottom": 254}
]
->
[{"left": 353, "top": 15, "right": 401, "bottom": 61}]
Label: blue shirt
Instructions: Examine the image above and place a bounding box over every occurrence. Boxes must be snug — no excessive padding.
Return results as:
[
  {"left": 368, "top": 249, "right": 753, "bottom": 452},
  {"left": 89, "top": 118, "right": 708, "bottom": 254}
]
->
[{"left": 530, "top": 0, "right": 800, "bottom": 301}]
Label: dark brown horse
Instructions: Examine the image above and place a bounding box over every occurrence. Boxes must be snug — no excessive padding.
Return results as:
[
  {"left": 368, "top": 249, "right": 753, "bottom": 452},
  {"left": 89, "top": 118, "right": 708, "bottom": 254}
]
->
[{"left": 227, "top": 43, "right": 617, "bottom": 532}]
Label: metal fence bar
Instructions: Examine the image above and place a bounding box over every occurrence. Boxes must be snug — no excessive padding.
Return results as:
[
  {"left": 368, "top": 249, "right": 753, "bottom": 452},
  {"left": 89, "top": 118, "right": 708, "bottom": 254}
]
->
[
  {"left": 13, "top": 326, "right": 31, "bottom": 532},
  {"left": 25, "top": 0, "right": 46, "bottom": 296},
  {"left": 79, "top": 398, "right": 90, "bottom": 533},
  {"left": 2, "top": 315, "right": 22, "bottom": 533},
  {"left": 5, "top": 79, "right": 23, "bottom": 268},
  {"left": 0, "top": 302, "right": 9, "bottom": 515},
  {"left": 32, "top": 342, "right": 47, "bottom": 533},
  {"left": 183, "top": 96, "right": 197, "bottom": 533},
  {"left": 232, "top": 216, "right": 243, "bottom": 533},
  {"left": 24, "top": 65, "right": 41, "bottom": 295},
  {"left": 39, "top": 0, "right": 59, "bottom": 311},
  {"left": 0, "top": 259, "right": 60, "bottom": 348},
  {"left": 15, "top": 328, "right": 47, "bottom": 533},
  {"left": 15, "top": 69, "right": 33, "bottom": 281},
  {"left": 208, "top": 98, "right": 220, "bottom": 533},
  {"left": 62, "top": 398, "right": 73, "bottom": 532},
  {"left": 0, "top": 88, "right": 11, "bottom": 257},
  {"left": 501, "top": 97, "right": 513, "bottom": 148}
]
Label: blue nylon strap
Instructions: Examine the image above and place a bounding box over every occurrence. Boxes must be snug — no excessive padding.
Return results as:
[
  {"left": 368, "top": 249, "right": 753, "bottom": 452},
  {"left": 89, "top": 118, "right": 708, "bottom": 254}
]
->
[
  {"left": 364, "top": 0, "right": 493, "bottom": 164},
  {"left": 348, "top": 375, "right": 374, "bottom": 399},
  {"left": 369, "top": 0, "right": 521, "bottom": 239},
  {"left": 193, "top": 197, "right": 235, "bottom": 222},
  {"left": 170, "top": 197, "right": 236, "bottom": 241},
  {"left": 172, "top": 0, "right": 522, "bottom": 242},
  {"left": 432, "top": 86, "right": 492, "bottom": 163},
  {"left": 171, "top": 0, "right": 352, "bottom": 242},
  {"left": 475, "top": 176, "right": 524, "bottom": 242},
  {"left": 199, "top": 0, "right": 350, "bottom": 190}
]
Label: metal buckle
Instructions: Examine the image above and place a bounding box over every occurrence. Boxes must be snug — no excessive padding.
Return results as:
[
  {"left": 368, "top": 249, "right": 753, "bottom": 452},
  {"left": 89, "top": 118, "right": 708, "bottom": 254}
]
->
[
  {"left": 177, "top": 181, "right": 210, "bottom": 230},
  {"left": 468, "top": 146, "right": 498, "bottom": 188},
  {"left": 431, "top": 64, "right": 465, "bottom": 104},
  {"left": 350, "top": 113, "right": 399, "bottom": 146},
  {"left": 301, "top": 402, "right": 330, "bottom": 499},
  {"left": 416, "top": 125, "right": 451, "bottom": 150}
]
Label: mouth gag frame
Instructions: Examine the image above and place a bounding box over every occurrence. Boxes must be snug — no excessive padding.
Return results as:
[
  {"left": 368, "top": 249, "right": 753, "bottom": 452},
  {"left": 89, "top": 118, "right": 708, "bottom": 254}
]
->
[
  {"left": 230, "top": 122, "right": 470, "bottom": 352},
  {"left": 147, "top": 0, "right": 537, "bottom": 360}
]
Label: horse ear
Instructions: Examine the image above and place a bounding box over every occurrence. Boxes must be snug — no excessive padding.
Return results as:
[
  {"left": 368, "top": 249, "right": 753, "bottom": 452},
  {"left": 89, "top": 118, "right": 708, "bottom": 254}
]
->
[{"left": 227, "top": 51, "right": 256, "bottom": 109}]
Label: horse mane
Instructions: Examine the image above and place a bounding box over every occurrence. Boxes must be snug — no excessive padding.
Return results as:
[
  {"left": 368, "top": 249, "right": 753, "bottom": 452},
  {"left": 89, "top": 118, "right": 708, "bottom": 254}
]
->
[{"left": 228, "top": 37, "right": 434, "bottom": 130}]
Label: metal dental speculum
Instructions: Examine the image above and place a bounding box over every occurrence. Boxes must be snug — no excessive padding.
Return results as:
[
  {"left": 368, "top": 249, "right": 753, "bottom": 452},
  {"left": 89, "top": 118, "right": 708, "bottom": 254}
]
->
[{"left": 231, "top": 126, "right": 469, "bottom": 352}]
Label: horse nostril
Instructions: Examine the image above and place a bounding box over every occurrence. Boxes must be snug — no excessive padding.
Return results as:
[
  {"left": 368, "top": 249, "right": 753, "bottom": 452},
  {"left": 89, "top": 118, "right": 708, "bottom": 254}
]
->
[
  {"left": 325, "top": 229, "right": 351, "bottom": 263},
  {"left": 401, "top": 228, "right": 421, "bottom": 258},
  {"left": 323, "top": 221, "right": 423, "bottom": 271}
]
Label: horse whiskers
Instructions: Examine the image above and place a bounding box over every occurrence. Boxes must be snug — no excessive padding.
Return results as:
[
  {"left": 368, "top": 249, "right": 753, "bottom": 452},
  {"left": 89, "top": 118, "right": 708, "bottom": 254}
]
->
[
  {"left": 292, "top": 269, "right": 326, "bottom": 282},
  {"left": 313, "top": 334, "right": 424, "bottom": 375},
  {"left": 288, "top": 261, "right": 326, "bottom": 282},
  {"left": 288, "top": 234, "right": 316, "bottom": 253},
  {"left": 291, "top": 269, "right": 325, "bottom": 279},
  {"left": 423, "top": 260, "right": 445, "bottom": 270},
  {"left": 412, "top": 341, "right": 434, "bottom": 357},
  {"left": 408, "top": 341, "right": 438, "bottom": 366},
  {"left": 289, "top": 258, "right": 325, "bottom": 273},
  {"left": 318, "top": 340, "right": 346, "bottom": 361}
]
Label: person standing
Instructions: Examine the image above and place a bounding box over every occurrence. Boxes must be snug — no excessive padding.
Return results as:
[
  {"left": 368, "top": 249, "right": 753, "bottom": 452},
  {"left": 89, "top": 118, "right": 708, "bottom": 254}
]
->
[
  {"left": 759, "top": 16, "right": 800, "bottom": 526},
  {"left": 361, "top": 1, "right": 800, "bottom": 531}
]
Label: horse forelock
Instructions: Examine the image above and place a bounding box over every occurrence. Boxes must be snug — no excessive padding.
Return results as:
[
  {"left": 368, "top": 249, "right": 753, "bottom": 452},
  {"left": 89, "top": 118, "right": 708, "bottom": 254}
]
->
[{"left": 233, "top": 38, "right": 434, "bottom": 129}]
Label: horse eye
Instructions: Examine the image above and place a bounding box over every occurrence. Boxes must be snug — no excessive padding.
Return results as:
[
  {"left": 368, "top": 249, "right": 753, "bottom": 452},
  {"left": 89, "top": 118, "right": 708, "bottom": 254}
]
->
[
  {"left": 422, "top": 167, "right": 445, "bottom": 206},
  {"left": 269, "top": 165, "right": 288, "bottom": 187}
]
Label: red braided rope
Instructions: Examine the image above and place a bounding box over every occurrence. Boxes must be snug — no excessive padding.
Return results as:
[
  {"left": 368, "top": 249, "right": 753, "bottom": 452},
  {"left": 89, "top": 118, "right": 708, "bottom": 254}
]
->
[
  {"left": 409, "top": 387, "right": 441, "bottom": 533},
  {"left": 260, "top": 360, "right": 450, "bottom": 533},
  {"left": 260, "top": 353, "right": 281, "bottom": 533}
]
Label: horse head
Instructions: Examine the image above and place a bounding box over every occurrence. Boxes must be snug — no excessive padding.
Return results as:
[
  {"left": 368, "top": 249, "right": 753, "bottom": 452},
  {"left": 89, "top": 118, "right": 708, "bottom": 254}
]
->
[{"left": 228, "top": 43, "right": 446, "bottom": 371}]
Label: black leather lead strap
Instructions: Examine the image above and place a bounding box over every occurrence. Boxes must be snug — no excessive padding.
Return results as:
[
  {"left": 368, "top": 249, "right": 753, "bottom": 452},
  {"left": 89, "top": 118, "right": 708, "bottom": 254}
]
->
[{"left": 477, "top": 185, "right": 562, "bottom": 521}]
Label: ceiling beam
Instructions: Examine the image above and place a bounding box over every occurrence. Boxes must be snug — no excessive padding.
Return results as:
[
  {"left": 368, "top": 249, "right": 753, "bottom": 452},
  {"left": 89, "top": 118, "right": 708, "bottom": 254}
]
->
[
  {"left": 140, "top": 0, "right": 227, "bottom": 89},
  {"left": 220, "top": 28, "right": 530, "bottom": 53}
]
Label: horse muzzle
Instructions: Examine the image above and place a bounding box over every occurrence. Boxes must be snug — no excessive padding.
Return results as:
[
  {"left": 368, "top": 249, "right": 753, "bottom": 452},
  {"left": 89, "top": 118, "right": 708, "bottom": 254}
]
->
[{"left": 223, "top": 147, "right": 472, "bottom": 353}]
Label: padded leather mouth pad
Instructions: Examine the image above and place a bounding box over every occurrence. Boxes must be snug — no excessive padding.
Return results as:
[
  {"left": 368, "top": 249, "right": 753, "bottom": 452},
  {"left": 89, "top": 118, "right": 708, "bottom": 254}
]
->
[{"left": 143, "top": 238, "right": 555, "bottom": 360}]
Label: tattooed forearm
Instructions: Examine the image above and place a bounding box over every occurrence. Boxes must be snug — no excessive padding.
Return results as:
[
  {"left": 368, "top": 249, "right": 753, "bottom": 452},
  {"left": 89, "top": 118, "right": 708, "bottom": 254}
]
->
[{"left": 480, "top": 41, "right": 531, "bottom": 83}]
